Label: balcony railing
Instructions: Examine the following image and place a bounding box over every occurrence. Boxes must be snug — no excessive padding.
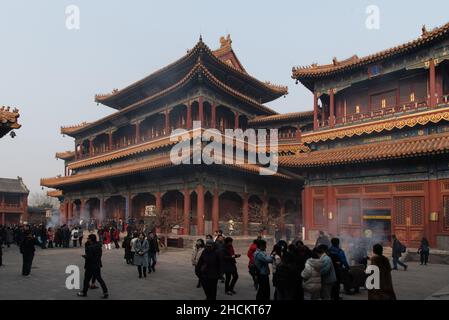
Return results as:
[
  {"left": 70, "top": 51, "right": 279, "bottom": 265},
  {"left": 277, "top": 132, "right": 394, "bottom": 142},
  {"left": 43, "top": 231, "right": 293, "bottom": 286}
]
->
[
  {"left": 316, "top": 97, "right": 449, "bottom": 129},
  {"left": 0, "top": 203, "right": 23, "bottom": 209}
]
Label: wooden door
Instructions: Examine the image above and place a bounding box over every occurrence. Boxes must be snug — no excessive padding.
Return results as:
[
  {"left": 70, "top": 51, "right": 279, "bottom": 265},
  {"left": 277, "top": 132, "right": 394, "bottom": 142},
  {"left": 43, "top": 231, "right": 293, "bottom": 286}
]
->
[{"left": 393, "top": 196, "right": 425, "bottom": 247}]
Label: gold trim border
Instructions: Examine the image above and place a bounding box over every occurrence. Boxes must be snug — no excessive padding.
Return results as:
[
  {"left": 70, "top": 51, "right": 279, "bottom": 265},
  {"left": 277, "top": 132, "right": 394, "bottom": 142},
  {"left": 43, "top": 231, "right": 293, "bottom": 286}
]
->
[{"left": 302, "top": 107, "right": 449, "bottom": 143}]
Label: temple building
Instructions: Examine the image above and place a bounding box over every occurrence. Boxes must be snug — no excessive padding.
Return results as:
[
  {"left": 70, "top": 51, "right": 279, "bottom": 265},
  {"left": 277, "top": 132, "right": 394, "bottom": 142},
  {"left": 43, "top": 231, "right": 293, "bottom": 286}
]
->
[
  {"left": 42, "top": 23, "right": 449, "bottom": 249},
  {"left": 0, "top": 106, "right": 21, "bottom": 138},
  {"left": 0, "top": 177, "right": 29, "bottom": 224},
  {"left": 41, "top": 35, "right": 311, "bottom": 236},
  {"left": 285, "top": 22, "right": 449, "bottom": 249}
]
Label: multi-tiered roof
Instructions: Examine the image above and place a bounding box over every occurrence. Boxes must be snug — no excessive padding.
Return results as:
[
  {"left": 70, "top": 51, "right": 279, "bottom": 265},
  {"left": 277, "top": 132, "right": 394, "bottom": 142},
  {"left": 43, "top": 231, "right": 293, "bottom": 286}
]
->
[{"left": 61, "top": 35, "right": 288, "bottom": 138}]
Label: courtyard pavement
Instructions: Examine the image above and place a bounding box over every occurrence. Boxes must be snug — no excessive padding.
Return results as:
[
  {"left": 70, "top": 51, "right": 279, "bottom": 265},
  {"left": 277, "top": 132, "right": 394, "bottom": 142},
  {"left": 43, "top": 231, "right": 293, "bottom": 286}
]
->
[{"left": 0, "top": 242, "right": 448, "bottom": 300}]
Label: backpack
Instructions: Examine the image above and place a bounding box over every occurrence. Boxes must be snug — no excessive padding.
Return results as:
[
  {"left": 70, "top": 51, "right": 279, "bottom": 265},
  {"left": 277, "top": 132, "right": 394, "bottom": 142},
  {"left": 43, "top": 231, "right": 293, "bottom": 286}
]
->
[{"left": 400, "top": 243, "right": 407, "bottom": 253}]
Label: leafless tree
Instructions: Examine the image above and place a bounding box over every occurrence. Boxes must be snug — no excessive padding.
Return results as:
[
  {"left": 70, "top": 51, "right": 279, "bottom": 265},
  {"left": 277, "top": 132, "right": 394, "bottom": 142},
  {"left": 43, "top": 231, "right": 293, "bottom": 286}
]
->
[{"left": 28, "top": 192, "right": 59, "bottom": 209}]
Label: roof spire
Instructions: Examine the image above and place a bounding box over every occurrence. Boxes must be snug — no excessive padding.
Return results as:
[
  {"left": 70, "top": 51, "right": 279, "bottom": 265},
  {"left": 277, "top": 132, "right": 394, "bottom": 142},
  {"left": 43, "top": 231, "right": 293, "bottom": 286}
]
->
[{"left": 199, "top": 34, "right": 203, "bottom": 42}]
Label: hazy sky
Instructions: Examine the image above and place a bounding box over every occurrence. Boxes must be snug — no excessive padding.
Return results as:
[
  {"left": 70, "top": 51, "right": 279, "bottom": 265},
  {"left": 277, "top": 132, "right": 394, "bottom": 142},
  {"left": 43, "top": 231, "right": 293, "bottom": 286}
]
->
[{"left": 1, "top": 0, "right": 448, "bottom": 193}]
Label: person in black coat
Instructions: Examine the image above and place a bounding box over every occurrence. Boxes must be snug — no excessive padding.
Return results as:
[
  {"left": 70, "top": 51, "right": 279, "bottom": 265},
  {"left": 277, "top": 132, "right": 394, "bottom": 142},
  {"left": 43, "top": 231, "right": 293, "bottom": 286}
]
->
[
  {"left": 122, "top": 233, "right": 133, "bottom": 264},
  {"left": 391, "top": 234, "right": 408, "bottom": 271},
  {"left": 196, "top": 239, "right": 222, "bottom": 300},
  {"left": 273, "top": 252, "right": 298, "bottom": 300},
  {"left": 20, "top": 231, "right": 37, "bottom": 276},
  {"left": 418, "top": 237, "right": 430, "bottom": 265},
  {"left": 223, "top": 237, "right": 240, "bottom": 295},
  {"left": 147, "top": 231, "right": 160, "bottom": 273},
  {"left": 77, "top": 234, "right": 109, "bottom": 298}
]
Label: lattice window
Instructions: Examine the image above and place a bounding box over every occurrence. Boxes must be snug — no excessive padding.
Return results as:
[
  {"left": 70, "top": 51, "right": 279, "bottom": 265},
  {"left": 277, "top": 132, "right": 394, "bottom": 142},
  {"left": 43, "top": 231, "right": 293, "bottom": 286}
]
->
[
  {"left": 336, "top": 186, "right": 361, "bottom": 195},
  {"left": 362, "top": 198, "right": 392, "bottom": 208},
  {"left": 313, "top": 188, "right": 325, "bottom": 195},
  {"left": 410, "top": 197, "right": 424, "bottom": 226},
  {"left": 393, "top": 198, "right": 406, "bottom": 225},
  {"left": 365, "top": 185, "right": 390, "bottom": 193},
  {"left": 338, "top": 199, "right": 361, "bottom": 225},
  {"left": 395, "top": 183, "right": 424, "bottom": 192},
  {"left": 313, "top": 199, "right": 326, "bottom": 226},
  {"left": 443, "top": 182, "right": 449, "bottom": 191},
  {"left": 444, "top": 197, "right": 449, "bottom": 229}
]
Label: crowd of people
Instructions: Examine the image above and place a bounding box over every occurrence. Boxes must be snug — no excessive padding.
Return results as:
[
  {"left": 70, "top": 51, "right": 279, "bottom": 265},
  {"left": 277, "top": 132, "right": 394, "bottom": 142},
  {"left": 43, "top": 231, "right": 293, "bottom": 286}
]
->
[
  {"left": 0, "top": 222, "right": 433, "bottom": 300},
  {"left": 189, "top": 229, "right": 432, "bottom": 301}
]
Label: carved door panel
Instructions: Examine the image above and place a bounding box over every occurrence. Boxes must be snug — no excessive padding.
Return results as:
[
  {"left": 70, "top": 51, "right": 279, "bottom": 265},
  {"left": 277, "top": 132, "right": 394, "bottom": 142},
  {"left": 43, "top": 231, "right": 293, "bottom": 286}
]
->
[
  {"left": 393, "top": 197, "right": 424, "bottom": 247},
  {"left": 313, "top": 199, "right": 327, "bottom": 228}
]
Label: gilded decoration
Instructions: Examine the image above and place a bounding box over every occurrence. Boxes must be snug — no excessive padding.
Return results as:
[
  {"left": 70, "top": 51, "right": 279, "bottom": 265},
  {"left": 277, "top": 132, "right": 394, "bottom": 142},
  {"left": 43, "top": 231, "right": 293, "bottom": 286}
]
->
[{"left": 302, "top": 108, "right": 449, "bottom": 143}]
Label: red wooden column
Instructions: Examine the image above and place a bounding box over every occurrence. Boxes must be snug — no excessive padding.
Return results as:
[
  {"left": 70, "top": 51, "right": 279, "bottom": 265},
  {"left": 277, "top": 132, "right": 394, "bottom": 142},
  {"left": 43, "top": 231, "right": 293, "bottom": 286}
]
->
[
  {"left": 329, "top": 89, "right": 335, "bottom": 128},
  {"left": 186, "top": 102, "right": 192, "bottom": 130},
  {"left": 89, "top": 139, "right": 94, "bottom": 157},
  {"left": 125, "top": 193, "right": 131, "bottom": 221},
  {"left": 428, "top": 180, "right": 439, "bottom": 247},
  {"left": 327, "top": 185, "right": 337, "bottom": 236},
  {"left": 135, "top": 121, "right": 141, "bottom": 143},
  {"left": 67, "top": 201, "right": 73, "bottom": 223},
  {"left": 279, "top": 200, "right": 286, "bottom": 236},
  {"left": 164, "top": 110, "right": 170, "bottom": 135},
  {"left": 295, "top": 126, "right": 302, "bottom": 141},
  {"left": 313, "top": 92, "right": 318, "bottom": 130},
  {"left": 242, "top": 192, "right": 249, "bottom": 236},
  {"left": 197, "top": 184, "right": 205, "bottom": 235},
  {"left": 80, "top": 199, "right": 87, "bottom": 220},
  {"left": 303, "top": 186, "right": 313, "bottom": 240},
  {"left": 156, "top": 191, "right": 162, "bottom": 212},
  {"left": 262, "top": 194, "right": 268, "bottom": 235},
  {"left": 183, "top": 188, "right": 191, "bottom": 235},
  {"left": 60, "top": 201, "right": 67, "bottom": 225},
  {"left": 211, "top": 102, "right": 217, "bottom": 129},
  {"left": 429, "top": 59, "right": 437, "bottom": 107},
  {"left": 99, "top": 197, "right": 105, "bottom": 225},
  {"left": 108, "top": 132, "right": 113, "bottom": 151},
  {"left": 212, "top": 189, "right": 219, "bottom": 233},
  {"left": 234, "top": 112, "right": 239, "bottom": 129},
  {"left": 198, "top": 96, "right": 204, "bottom": 125}
]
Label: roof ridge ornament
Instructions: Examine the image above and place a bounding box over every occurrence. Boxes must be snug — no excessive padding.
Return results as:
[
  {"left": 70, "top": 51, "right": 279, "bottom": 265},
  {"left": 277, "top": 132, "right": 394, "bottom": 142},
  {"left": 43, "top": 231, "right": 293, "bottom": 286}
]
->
[
  {"left": 332, "top": 57, "right": 338, "bottom": 66},
  {"left": 219, "top": 34, "right": 232, "bottom": 48},
  {"left": 422, "top": 24, "right": 428, "bottom": 36}
]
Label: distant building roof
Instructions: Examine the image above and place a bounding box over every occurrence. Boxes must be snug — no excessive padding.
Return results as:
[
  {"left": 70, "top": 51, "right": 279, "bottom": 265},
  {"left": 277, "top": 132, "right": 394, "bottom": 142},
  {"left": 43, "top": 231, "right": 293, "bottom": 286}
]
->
[{"left": 0, "top": 177, "right": 29, "bottom": 194}]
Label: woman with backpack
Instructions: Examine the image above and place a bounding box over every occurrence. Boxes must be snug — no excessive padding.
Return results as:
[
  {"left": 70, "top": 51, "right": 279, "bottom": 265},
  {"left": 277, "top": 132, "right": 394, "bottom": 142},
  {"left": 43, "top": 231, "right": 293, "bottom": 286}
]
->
[{"left": 391, "top": 234, "right": 408, "bottom": 271}]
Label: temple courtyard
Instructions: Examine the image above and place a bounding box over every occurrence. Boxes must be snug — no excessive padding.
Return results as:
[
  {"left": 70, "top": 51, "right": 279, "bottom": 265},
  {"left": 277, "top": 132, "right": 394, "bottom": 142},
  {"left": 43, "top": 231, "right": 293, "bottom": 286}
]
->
[{"left": 1, "top": 242, "right": 449, "bottom": 300}]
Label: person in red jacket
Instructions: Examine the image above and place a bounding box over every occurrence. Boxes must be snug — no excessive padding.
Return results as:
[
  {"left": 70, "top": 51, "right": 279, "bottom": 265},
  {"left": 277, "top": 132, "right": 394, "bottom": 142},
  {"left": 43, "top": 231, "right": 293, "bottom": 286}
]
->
[
  {"left": 103, "top": 229, "right": 111, "bottom": 250},
  {"left": 247, "top": 238, "right": 260, "bottom": 290}
]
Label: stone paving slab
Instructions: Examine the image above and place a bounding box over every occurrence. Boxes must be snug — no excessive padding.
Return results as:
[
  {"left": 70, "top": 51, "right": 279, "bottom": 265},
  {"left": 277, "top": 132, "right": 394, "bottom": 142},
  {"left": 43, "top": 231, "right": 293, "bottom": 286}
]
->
[{"left": 1, "top": 244, "right": 448, "bottom": 300}]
